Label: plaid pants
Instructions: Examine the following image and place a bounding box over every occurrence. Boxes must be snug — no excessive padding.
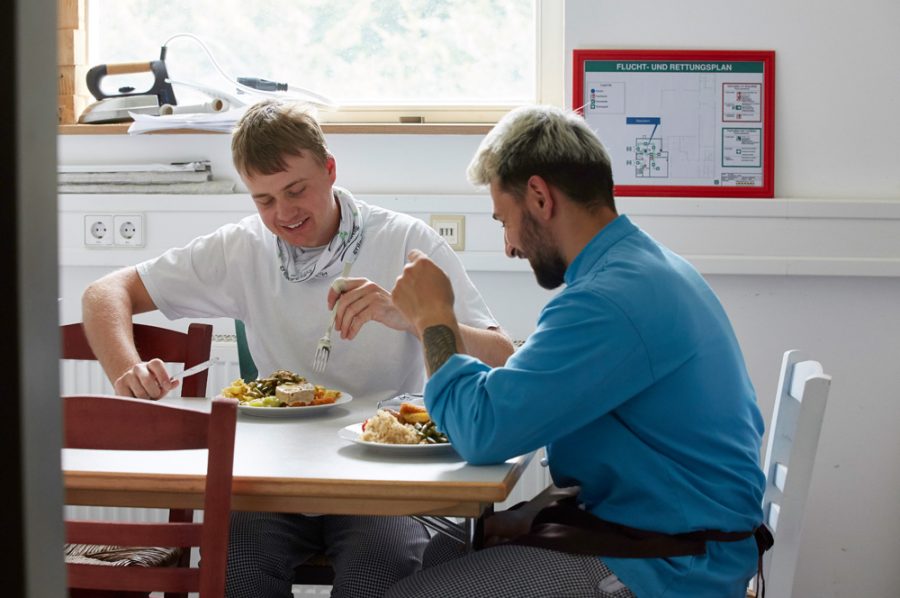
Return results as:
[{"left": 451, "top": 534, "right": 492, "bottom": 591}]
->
[
  {"left": 226, "top": 511, "right": 429, "bottom": 598},
  {"left": 385, "top": 534, "right": 636, "bottom": 598}
]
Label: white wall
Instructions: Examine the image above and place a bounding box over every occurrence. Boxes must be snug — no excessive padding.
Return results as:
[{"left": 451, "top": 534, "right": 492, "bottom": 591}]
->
[
  {"left": 711, "top": 274, "right": 900, "bottom": 598},
  {"left": 565, "top": 1, "right": 900, "bottom": 596},
  {"left": 566, "top": 0, "right": 900, "bottom": 199},
  {"left": 57, "top": 1, "right": 900, "bottom": 596}
]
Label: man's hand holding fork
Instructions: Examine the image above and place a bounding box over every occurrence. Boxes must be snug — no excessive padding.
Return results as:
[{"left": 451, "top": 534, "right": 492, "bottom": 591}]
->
[{"left": 314, "top": 261, "right": 420, "bottom": 372}]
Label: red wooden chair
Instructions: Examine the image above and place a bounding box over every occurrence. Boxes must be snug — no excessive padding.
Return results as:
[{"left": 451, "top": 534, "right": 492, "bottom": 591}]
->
[
  {"left": 62, "top": 321, "right": 216, "bottom": 597},
  {"left": 61, "top": 322, "right": 214, "bottom": 398},
  {"left": 64, "top": 395, "right": 238, "bottom": 597}
]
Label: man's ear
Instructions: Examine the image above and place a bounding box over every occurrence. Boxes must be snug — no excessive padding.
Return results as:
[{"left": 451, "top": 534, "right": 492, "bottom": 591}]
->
[
  {"left": 525, "top": 175, "right": 554, "bottom": 221},
  {"left": 325, "top": 154, "right": 337, "bottom": 183}
]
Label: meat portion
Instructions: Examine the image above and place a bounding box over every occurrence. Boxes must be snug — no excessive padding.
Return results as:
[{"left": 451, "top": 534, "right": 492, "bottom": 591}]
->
[{"left": 275, "top": 382, "right": 316, "bottom": 406}]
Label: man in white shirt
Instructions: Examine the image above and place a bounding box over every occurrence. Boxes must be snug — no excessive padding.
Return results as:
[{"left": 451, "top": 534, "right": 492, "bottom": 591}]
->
[{"left": 81, "top": 99, "right": 513, "bottom": 597}]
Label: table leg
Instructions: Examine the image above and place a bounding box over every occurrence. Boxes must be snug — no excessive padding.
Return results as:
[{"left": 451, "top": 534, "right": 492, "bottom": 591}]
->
[
  {"left": 412, "top": 504, "right": 493, "bottom": 552},
  {"left": 463, "top": 516, "right": 475, "bottom": 552},
  {"left": 412, "top": 515, "right": 468, "bottom": 545}
]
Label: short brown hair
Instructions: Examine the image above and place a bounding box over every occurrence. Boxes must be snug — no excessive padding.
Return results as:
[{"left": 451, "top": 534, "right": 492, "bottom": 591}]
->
[{"left": 231, "top": 100, "right": 329, "bottom": 177}]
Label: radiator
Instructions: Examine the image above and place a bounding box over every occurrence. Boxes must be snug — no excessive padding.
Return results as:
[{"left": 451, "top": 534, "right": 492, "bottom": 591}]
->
[{"left": 62, "top": 336, "right": 548, "bottom": 521}]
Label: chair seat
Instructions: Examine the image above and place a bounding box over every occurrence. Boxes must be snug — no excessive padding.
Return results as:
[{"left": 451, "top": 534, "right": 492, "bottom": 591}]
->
[{"left": 64, "top": 543, "right": 182, "bottom": 568}]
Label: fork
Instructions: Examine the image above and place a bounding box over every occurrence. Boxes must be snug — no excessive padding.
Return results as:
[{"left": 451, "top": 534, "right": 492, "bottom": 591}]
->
[{"left": 313, "top": 261, "right": 353, "bottom": 373}]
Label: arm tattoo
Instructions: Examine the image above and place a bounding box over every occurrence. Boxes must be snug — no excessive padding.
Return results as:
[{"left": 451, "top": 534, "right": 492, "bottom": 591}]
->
[{"left": 422, "top": 325, "right": 458, "bottom": 375}]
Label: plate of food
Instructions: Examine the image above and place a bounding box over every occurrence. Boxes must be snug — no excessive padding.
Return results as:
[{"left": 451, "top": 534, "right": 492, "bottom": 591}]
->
[
  {"left": 221, "top": 369, "right": 351, "bottom": 418},
  {"left": 338, "top": 401, "right": 455, "bottom": 454}
]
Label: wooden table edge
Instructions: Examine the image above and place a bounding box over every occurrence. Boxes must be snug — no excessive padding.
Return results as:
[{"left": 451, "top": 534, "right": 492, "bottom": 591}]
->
[{"left": 64, "top": 451, "right": 534, "bottom": 517}]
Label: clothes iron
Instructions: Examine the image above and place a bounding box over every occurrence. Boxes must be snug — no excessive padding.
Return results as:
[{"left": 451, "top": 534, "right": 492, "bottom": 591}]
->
[
  {"left": 78, "top": 94, "right": 161, "bottom": 124},
  {"left": 79, "top": 59, "right": 177, "bottom": 124}
]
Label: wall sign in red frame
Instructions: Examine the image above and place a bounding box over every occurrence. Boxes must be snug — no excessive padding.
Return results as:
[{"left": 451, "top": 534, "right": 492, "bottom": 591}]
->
[{"left": 573, "top": 50, "right": 775, "bottom": 198}]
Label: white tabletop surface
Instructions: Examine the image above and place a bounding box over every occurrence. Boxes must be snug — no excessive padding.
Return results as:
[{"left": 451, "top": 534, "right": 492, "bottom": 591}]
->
[{"left": 63, "top": 395, "right": 533, "bottom": 517}]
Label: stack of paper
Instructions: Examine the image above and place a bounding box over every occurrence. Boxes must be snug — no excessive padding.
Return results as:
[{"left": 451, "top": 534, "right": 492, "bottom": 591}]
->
[
  {"left": 58, "top": 161, "right": 236, "bottom": 194},
  {"left": 127, "top": 106, "right": 248, "bottom": 135}
]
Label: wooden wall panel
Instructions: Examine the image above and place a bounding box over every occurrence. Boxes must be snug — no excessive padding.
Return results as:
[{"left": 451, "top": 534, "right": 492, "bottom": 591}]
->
[
  {"left": 58, "top": 28, "right": 86, "bottom": 66},
  {"left": 58, "top": 0, "right": 87, "bottom": 124},
  {"left": 57, "top": 64, "right": 87, "bottom": 96},
  {"left": 58, "top": 0, "right": 85, "bottom": 30},
  {"left": 58, "top": 94, "right": 88, "bottom": 125}
]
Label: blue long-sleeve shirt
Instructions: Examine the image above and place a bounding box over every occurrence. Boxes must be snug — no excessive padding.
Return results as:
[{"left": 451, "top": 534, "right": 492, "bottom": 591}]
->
[{"left": 426, "top": 215, "right": 765, "bottom": 597}]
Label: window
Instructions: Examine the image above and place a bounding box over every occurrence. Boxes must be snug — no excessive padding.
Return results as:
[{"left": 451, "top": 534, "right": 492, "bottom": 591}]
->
[{"left": 83, "top": 0, "right": 562, "bottom": 124}]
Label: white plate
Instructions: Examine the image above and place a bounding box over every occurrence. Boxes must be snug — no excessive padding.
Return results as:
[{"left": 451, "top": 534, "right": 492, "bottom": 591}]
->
[
  {"left": 338, "top": 422, "right": 455, "bottom": 454},
  {"left": 238, "top": 393, "right": 352, "bottom": 417}
]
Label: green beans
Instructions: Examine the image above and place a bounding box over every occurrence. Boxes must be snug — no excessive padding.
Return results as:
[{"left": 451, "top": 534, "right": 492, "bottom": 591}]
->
[
  {"left": 413, "top": 421, "right": 449, "bottom": 444},
  {"left": 245, "top": 369, "right": 306, "bottom": 398}
]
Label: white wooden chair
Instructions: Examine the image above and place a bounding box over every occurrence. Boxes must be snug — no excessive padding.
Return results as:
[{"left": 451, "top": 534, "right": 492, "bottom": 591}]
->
[{"left": 756, "top": 350, "right": 831, "bottom": 597}]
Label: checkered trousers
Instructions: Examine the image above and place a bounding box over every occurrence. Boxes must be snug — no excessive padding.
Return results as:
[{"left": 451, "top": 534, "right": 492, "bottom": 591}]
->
[
  {"left": 385, "top": 537, "right": 636, "bottom": 598},
  {"left": 226, "top": 511, "right": 429, "bottom": 598}
]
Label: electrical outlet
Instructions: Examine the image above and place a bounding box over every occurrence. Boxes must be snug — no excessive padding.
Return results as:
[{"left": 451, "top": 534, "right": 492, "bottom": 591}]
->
[
  {"left": 113, "top": 214, "right": 144, "bottom": 247},
  {"left": 430, "top": 215, "right": 465, "bottom": 251},
  {"left": 84, "top": 214, "right": 113, "bottom": 246}
]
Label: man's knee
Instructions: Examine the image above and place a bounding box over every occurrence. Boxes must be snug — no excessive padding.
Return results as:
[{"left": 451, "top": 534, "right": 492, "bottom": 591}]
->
[{"left": 326, "top": 516, "right": 429, "bottom": 590}]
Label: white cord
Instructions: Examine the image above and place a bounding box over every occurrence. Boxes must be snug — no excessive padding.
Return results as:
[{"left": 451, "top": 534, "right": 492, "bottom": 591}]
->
[{"left": 161, "top": 32, "right": 337, "bottom": 107}]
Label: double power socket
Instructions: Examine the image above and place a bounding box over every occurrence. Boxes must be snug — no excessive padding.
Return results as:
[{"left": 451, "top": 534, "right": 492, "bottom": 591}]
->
[{"left": 84, "top": 214, "right": 145, "bottom": 247}]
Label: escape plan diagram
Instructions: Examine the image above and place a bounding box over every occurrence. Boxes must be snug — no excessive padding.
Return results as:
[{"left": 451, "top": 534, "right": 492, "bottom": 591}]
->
[{"left": 581, "top": 59, "right": 767, "bottom": 190}]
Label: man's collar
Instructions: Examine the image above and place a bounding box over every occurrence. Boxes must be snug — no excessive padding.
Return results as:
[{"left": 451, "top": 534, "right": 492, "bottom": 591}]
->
[{"left": 564, "top": 215, "right": 637, "bottom": 284}]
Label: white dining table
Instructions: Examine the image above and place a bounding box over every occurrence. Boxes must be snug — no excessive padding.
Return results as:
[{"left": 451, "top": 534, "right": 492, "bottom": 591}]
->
[{"left": 63, "top": 395, "right": 533, "bottom": 521}]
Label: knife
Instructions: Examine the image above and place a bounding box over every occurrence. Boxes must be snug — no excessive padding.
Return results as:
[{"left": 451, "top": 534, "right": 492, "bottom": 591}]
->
[{"left": 170, "top": 357, "right": 219, "bottom": 383}]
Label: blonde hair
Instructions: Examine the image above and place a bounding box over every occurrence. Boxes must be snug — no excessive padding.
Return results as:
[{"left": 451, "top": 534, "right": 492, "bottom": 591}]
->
[
  {"left": 232, "top": 100, "right": 329, "bottom": 177},
  {"left": 467, "top": 105, "right": 615, "bottom": 211}
]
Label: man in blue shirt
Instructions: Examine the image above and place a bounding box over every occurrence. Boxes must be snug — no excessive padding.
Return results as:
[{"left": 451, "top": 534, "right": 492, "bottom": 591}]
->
[{"left": 387, "top": 105, "right": 768, "bottom": 598}]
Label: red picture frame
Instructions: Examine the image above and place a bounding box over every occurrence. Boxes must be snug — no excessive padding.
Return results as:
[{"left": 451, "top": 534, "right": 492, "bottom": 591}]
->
[{"left": 573, "top": 49, "right": 775, "bottom": 198}]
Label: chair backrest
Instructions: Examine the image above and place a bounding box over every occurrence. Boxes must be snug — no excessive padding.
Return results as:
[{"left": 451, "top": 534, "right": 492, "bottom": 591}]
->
[
  {"left": 64, "top": 394, "right": 238, "bottom": 597},
  {"left": 61, "top": 322, "right": 214, "bottom": 397},
  {"left": 761, "top": 350, "right": 831, "bottom": 597},
  {"left": 234, "top": 319, "right": 258, "bottom": 381}
]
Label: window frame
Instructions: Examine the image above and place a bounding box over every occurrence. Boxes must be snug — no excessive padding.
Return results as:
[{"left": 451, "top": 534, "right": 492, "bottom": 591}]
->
[
  {"left": 59, "top": 0, "right": 563, "bottom": 129},
  {"left": 313, "top": 0, "right": 564, "bottom": 124}
]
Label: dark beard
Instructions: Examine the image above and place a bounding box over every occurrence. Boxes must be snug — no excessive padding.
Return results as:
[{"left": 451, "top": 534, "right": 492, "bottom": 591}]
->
[
  {"left": 521, "top": 211, "right": 567, "bottom": 289},
  {"left": 530, "top": 253, "right": 567, "bottom": 289}
]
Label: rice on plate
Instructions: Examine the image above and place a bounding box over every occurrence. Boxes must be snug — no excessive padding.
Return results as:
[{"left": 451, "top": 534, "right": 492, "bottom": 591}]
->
[{"left": 360, "top": 410, "right": 421, "bottom": 445}]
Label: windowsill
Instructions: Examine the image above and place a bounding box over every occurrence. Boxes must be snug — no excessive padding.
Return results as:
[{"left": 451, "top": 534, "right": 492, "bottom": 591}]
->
[{"left": 57, "top": 123, "right": 494, "bottom": 136}]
